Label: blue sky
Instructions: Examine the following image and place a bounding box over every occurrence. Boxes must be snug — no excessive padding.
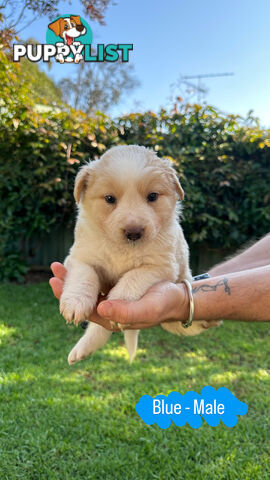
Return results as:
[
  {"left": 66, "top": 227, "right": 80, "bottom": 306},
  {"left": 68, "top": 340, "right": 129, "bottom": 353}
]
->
[{"left": 20, "top": 0, "right": 270, "bottom": 126}]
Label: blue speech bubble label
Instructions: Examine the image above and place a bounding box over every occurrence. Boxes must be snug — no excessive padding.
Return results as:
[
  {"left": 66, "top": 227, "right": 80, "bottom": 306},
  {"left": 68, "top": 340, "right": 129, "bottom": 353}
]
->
[{"left": 135, "top": 386, "right": 248, "bottom": 429}]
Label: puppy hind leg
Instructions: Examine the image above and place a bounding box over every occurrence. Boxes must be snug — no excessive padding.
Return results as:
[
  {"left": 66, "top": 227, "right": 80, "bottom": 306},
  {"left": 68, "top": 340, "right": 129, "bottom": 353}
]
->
[
  {"left": 68, "top": 323, "right": 112, "bottom": 365},
  {"left": 161, "top": 319, "right": 222, "bottom": 336},
  {"left": 124, "top": 330, "right": 139, "bottom": 363}
]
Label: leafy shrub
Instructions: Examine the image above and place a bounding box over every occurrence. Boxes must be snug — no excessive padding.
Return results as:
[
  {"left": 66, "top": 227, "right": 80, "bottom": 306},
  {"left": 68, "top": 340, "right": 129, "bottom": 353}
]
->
[
  {"left": 0, "top": 112, "right": 119, "bottom": 280},
  {"left": 0, "top": 49, "right": 119, "bottom": 279}
]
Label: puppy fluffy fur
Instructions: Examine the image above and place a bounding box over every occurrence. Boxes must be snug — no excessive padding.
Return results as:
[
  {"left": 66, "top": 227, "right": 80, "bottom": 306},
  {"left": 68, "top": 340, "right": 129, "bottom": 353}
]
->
[{"left": 61, "top": 145, "right": 219, "bottom": 364}]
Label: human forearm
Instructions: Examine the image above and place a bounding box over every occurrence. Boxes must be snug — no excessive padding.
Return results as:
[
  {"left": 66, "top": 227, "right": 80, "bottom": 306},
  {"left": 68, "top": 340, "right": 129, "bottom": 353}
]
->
[
  {"left": 209, "top": 233, "right": 270, "bottom": 276},
  {"left": 50, "top": 263, "right": 270, "bottom": 333},
  {"left": 176, "top": 266, "right": 270, "bottom": 323}
]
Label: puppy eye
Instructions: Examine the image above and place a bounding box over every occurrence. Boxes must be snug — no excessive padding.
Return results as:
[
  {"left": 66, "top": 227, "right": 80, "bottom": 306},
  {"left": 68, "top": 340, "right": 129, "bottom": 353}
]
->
[
  {"left": 71, "top": 22, "right": 75, "bottom": 27},
  {"left": 104, "top": 195, "right": 116, "bottom": 204},
  {"left": 147, "top": 192, "right": 159, "bottom": 202},
  {"left": 64, "top": 25, "right": 68, "bottom": 29}
]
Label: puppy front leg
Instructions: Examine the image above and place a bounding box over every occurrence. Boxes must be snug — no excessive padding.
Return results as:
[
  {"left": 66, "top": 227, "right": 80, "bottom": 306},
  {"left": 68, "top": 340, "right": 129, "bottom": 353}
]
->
[
  {"left": 73, "top": 42, "right": 83, "bottom": 63},
  {"left": 109, "top": 267, "right": 169, "bottom": 302},
  {"left": 108, "top": 267, "right": 170, "bottom": 361},
  {"left": 60, "top": 257, "right": 100, "bottom": 325}
]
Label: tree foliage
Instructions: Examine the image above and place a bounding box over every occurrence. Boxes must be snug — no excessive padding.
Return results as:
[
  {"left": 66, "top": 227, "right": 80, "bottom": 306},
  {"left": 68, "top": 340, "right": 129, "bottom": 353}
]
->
[
  {"left": 60, "top": 62, "right": 139, "bottom": 114},
  {"left": 21, "top": 58, "right": 63, "bottom": 105},
  {"left": 1, "top": 0, "right": 113, "bottom": 29},
  {"left": 0, "top": 0, "right": 115, "bottom": 51}
]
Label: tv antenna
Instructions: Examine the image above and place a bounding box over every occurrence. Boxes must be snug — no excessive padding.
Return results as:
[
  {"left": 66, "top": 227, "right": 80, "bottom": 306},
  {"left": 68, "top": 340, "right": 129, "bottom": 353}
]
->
[{"left": 180, "top": 72, "right": 234, "bottom": 103}]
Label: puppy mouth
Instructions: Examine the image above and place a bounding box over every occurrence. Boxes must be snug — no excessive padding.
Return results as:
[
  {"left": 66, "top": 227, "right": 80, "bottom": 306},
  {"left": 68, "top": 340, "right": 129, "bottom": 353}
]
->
[
  {"left": 126, "top": 237, "right": 143, "bottom": 245},
  {"left": 66, "top": 34, "right": 73, "bottom": 46}
]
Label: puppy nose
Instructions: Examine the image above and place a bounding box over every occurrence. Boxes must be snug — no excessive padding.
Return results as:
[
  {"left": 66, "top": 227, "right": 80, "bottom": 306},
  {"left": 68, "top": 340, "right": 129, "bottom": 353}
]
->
[
  {"left": 76, "top": 24, "right": 85, "bottom": 32},
  {"left": 124, "top": 226, "right": 144, "bottom": 241}
]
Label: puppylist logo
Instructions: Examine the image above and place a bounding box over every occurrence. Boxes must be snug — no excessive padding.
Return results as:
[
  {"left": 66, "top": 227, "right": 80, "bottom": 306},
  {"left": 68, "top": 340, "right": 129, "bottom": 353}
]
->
[{"left": 13, "top": 14, "right": 133, "bottom": 64}]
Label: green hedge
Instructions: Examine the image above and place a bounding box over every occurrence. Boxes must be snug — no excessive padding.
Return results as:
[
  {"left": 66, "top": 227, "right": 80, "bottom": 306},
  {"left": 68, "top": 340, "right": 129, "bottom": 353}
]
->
[
  {"left": 0, "top": 51, "right": 270, "bottom": 280},
  {"left": 117, "top": 108, "right": 270, "bottom": 246}
]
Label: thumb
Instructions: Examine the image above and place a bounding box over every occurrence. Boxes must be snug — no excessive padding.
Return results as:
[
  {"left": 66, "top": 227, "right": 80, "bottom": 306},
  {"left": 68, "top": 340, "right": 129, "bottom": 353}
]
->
[{"left": 97, "top": 296, "right": 159, "bottom": 324}]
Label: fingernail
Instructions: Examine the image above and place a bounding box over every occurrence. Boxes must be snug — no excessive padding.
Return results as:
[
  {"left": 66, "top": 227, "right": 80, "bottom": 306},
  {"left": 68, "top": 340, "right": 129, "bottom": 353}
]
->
[{"left": 99, "top": 301, "right": 112, "bottom": 318}]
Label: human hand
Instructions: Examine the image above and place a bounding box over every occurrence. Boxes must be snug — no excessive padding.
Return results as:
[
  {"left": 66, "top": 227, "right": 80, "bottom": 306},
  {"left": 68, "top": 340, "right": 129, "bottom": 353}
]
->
[{"left": 50, "top": 262, "right": 189, "bottom": 331}]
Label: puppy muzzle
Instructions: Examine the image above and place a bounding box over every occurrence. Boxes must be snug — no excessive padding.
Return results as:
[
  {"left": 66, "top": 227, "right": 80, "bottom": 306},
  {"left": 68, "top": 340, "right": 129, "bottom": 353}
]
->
[{"left": 124, "top": 226, "right": 144, "bottom": 242}]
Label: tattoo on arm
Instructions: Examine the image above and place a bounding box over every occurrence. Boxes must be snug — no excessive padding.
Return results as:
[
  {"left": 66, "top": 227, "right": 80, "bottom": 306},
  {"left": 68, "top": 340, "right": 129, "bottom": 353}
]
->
[{"left": 192, "top": 278, "right": 231, "bottom": 296}]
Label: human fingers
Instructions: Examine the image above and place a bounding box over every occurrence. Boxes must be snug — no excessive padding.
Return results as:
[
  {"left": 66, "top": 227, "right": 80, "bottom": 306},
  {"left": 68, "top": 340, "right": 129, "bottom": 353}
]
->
[
  {"left": 97, "top": 282, "right": 176, "bottom": 326},
  {"left": 89, "top": 308, "right": 155, "bottom": 331},
  {"left": 50, "top": 262, "right": 67, "bottom": 281},
  {"left": 87, "top": 309, "right": 121, "bottom": 332},
  {"left": 49, "top": 277, "right": 64, "bottom": 300}
]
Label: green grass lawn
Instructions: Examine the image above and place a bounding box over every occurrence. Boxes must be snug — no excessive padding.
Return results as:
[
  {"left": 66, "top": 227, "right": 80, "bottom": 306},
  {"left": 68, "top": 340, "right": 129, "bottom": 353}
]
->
[{"left": 0, "top": 282, "right": 269, "bottom": 480}]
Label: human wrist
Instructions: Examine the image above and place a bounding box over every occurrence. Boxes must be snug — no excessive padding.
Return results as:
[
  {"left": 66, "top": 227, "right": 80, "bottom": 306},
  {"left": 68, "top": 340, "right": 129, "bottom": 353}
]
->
[{"left": 171, "top": 282, "right": 190, "bottom": 323}]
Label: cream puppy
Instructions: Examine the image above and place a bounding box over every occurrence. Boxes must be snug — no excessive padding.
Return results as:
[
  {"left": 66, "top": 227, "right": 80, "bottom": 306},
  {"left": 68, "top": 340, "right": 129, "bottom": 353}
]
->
[{"left": 61, "top": 145, "right": 219, "bottom": 364}]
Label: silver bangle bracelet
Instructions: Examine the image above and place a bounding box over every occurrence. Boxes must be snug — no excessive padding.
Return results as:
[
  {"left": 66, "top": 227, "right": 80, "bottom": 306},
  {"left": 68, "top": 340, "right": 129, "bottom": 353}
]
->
[{"left": 181, "top": 279, "right": 194, "bottom": 328}]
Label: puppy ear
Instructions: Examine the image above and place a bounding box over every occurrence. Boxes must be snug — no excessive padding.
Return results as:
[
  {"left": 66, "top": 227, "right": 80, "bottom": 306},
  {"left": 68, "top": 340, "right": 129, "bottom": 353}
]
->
[
  {"left": 172, "top": 171, "right": 185, "bottom": 200},
  {"left": 70, "top": 15, "right": 81, "bottom": 24},
  {"left": 48, "top": 18, "right": 62, "bottom": 37},
  {"left": 74, "top": 164, "right": 94, "bottom": 204},
  {"left": 162, "top": 159, "right": 185, "bottom": 200}
]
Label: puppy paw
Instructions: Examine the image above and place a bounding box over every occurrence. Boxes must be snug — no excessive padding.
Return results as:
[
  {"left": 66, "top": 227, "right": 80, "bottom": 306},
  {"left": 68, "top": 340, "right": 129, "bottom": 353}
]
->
[
  {"left": 60, "top": 293, "right": 95, "bottom": 325},
  {"left": 183, "top": 319, "right": 221, "bottom": 335},
  {"left": 161, "top": 319, "right": 222, "bottom": 336},
  {"left": 107, "top": 286, "right": 134, "bottom": 302},
  {"left": 74, "top": 54, "right": 83, "bottom": 63},
  {"left": 68, "top": 336, "right": 92, "bottom": 365},
  {"left": 68, "top": 324, "right": 112, "bottom": 365},
  {"left": 201, "top": 319, "right": 223, "bottom": 329}
]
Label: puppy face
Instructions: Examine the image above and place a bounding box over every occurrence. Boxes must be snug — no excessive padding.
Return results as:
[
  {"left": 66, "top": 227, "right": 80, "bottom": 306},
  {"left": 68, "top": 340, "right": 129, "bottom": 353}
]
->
[
  {"left": 48, "top": 16, "right": 86, "bottom": 45},
  {"left": 75, "top": 146, "right": 184, "bottom": 246}
]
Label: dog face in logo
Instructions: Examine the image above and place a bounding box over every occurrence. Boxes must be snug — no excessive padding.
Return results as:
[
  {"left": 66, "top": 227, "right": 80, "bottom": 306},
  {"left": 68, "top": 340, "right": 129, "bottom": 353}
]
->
[{"left": 48, "top": 16, "right": 86, "bottom": 46}]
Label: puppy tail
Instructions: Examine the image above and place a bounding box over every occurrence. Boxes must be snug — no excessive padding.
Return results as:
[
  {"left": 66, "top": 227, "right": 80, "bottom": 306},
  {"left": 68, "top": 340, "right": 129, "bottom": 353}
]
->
[{"left": 124, "top": 330, "right": 139, "bottom": 363}]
